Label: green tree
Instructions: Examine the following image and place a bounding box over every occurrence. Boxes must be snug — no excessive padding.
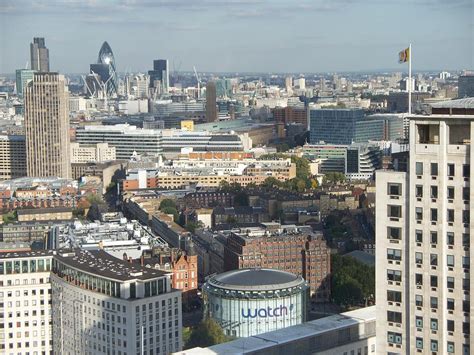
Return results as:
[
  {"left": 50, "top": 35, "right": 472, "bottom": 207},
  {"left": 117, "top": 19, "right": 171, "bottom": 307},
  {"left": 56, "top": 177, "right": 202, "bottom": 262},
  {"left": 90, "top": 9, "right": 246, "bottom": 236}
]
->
[
  {"left": 161, "top": 206, "right": 179, "bottom": 223},
  {"left": 184, "top": 318, "right": 230, "bottom": 349},
  {"left": 159, "top": 199, "right": 177, "bottom": 211},
  {"left": 263, "top": 176, "right": 282, "bottom": 188},
  {"left": 2, "top": 211, "right": 17, "bottom": 224},
  {"left": 323, "top": 172, "right": 346, "bottom": 184},
  {"left": 185, "top": 221, "right": 204, "bottom": 233}
]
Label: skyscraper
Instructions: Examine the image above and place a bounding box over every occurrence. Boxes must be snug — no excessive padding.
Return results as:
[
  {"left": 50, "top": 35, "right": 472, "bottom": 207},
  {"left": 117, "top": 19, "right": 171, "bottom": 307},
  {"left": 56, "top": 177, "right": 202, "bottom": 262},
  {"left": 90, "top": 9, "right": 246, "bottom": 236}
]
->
[
  {"left": 24, "top": 72, "right": 71, "bottom": 178},
  {"left": 30, "top": 37, "right": 49, "bottom": 71},
  {"left": 89, "top": 41, "right": 118, "bottom": 97},
  {"left": 206, "top": 81, "right": 217, "bottom": 122},
  {"left": 15, "top": 69, "right": 35, "bottom": 97},
  {"left": 148, "top": 59, "right": 169, "bottom": 94},
  {"left": 376, "top": 101, "right": 474, "bottom": 354}
]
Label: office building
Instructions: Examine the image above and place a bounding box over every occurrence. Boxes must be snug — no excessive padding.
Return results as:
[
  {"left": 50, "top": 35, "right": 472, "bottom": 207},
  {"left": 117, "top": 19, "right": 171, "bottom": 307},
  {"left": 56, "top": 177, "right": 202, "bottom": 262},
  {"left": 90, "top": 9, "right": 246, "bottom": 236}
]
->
[
  {"left": 75, "top": 124, "right": 245, "bottom": 159},
  {"left": 70, "top": 142, "right": 116, "bottom": 164},
  {"left": 15, "top": 69, "right": 35, "bottom": 97},
  {"left": 206, "top": 81, "right": 217, "bottom": 122},
  {"left": 0, "top": 134, "right": 27, "bottom": 181},
  {"left": 0, "top": 250, "right": 54, "bottom": 354},
  {"left": 224, "top": 226, "right": 331, "bottom": 300},
  {"left": 309, "top": 108, "right": 364, "bottom": 144},
  {"left": 30, "top": 37, "right": 49, "bottom": 72},
  {"left": 24, "top": 72, "right": 71, "bottom": 179},
  {"left": 90, "top": 41, "right": 118, "bottom": 97},
  {"left": 215, "top": 78, "right": 233, "bottom": 98},
  {"left": 376, "top": 105, "right": 474, "bottom": 354},
  {"left": 148, "top": 59, "right": 169, "bottom": 94},
  {"left": 203, "top": 268, "right": 309, "bottom": 338},
  {"left": 273, "top": 106, "right": 308, "bottom": 128},
  {"left": 459, "top": 75, "right": 474, "bottom": 98},
  {"left": 51, "top": 249, "right": 182, "bottom": 354},
  {"left": 179, "top": 306, "right": 376, "bottom": 355}
]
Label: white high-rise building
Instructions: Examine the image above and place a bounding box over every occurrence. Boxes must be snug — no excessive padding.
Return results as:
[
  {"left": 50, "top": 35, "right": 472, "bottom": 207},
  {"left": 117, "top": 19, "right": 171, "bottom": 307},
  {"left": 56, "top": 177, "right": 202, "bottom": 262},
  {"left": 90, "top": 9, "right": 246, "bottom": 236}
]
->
[
  {"left": 51, "top": 249, "right": 182, "bottom": 355},
  {"left": 376, "top": 109, "right": 473, "bottom": 354},
  {"left": 0, "top": 250, "right": 54, "bottom": 354}
]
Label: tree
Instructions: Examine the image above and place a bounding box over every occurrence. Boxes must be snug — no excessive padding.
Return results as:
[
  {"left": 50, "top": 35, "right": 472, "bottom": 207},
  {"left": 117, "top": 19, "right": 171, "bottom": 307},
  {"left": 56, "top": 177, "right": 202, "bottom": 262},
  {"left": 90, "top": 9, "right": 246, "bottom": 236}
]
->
[
  {"left": 263, "top": 176, "right": 281, "bottom": 189},
  {"left": 184, "top": 318, "right": 230, "bottom": 349},
  {"left": 331, "top": 254, "right": 375, "bottom": 307},
  {"left": 2, "top": 211, "right": 17, "bottom": 224},
  {"left": 159, "top": 199, "right": 177, "bottom": 211},
  {"left": 161, "top": 206, "right": 179, "bottom": 223},
  {"left": 185, "top": 221, "right": 204, "bottom": 234},
  {"left": 323, "top": 172, "right": 346, "bottom": 184}
]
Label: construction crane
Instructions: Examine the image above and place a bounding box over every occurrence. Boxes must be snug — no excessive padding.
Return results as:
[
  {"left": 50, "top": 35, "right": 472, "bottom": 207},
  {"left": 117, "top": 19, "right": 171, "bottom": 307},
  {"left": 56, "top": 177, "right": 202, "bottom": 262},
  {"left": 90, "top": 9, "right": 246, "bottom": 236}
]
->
[{"left": 193, "top": 65, "right": 202, "bottom": 99}]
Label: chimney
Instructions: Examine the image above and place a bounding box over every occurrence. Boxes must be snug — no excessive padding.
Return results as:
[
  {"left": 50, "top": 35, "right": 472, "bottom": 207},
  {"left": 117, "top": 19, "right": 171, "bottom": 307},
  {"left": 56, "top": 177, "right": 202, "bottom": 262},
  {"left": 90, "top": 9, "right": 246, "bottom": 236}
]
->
[
  {"left": 128, "top": 257, "right": 133, "bottom": 263},
  {"left": 140, "top": 254, "right": 145, "bottom": 267},
  {"left": 123, "top": 253, "right": 128, "bottom": 261}
]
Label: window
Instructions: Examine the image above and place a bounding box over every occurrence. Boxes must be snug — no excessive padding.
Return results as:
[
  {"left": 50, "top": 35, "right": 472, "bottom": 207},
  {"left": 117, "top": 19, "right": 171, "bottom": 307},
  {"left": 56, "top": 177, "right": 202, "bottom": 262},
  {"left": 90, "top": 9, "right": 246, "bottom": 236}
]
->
[
  {"left": 447, "top": 186, "right": 455, "bottom": 199},
  {"left": 447, "top": 342, "right": 455, "bottom": 353},
  {"left": 447, "top": 163, "right": 455, "bottom": 176},
  {"left": 447, "top": 277, "right": 454, "bottom": 289},
  {"left": 416, "top": 337, "right": 423, "bottom": 350},
  {"left": 388, "top": 205, "right": 401, "bottom": 218},
  {"left": 430, "top": 275, "right": 438, "bottom": 288},
  {"left": 387, "top": 290, "right": 402, "bottom": 303},
  {"left": 415, "top": 252, "right": 423, "bottom": 264},
  {"left": 415, "top": 273, "right": 423, "bottom": 286},
  {"left": 463, "top": 278, "right": 470, "bottom": 291},
  {"left": 447, "top": 232, "right": 454, "bottom": 245},
  {"left": 415, "top": 316, "right": 423, "bottom": 328},
  {"left": 447, "top": 320, "right": 455, "bottom": 332},
  {"left": 463, "top": 300, "right": 470, "bottom": 312},
  {"left": 431, "top": 208, "right": 438, "bottom": 221},
  {"left": 463, "top": 187, "right": 470, "bottom": 200},
  {"left": 463, "top": 233, "right": 469, "bottom": 247},
  {"left": 388, "top": 183, "right": 401, "bottom": 196},
  {"left": 387, "top": 311, "right": 402, "bottom": 323},
  {"left": 430, "top": 186, "right": 438, "bottom": 198},
  {"left": 387, "top": 227, "right": 401, "bottom": 240},
  {"left": 447, "top": 209, "right": 454, "bottom": 222},
  {"left": 416, "top": 162, "right": 423, "bottom": 175},
  {"left": 430, "top": 254, "right": 438, "bottom": 266},
  {"left": 430, "top": 340, "right": 438, "bottom": 352},
  {"left": 463, "top": 164, "right": 470, "bottom": 178},
  {"left": 447, "top": 298, "right": 455, "bottom": 310},
  {"left": 387, "top": 270, "right": 402, "bottom": 282},
  {"left": 431, "top": 232, "right": 438, "bottom": 244},
  {"left": 415, "top": 230, "right": 423, "bottom": 243},
  {"left": 462, "top": 256, "right": 470, "bottom": 269},
  {"left": 430, "top": 297, "right": 438, "bottom": 309},
  {"left": 431, "top": 163, "right": 438, "bottom": 176},
  {"left": 387, "top": 249, "right": 402, "bottom": 261},
  {"left": 463, "top": 210, "right": 470, "bottom": 224},
  {"left": 447, "top": 255, "right": 454, "bottom": 267},
  {"left": 431, "top": 318, "right": 438, "bottom": 330},
  {"left": 416, "top": 207, "right": 423, "bottom": 220},
  {"left": 415, "top": 295, "right": 423, "bottom": 307},
  {"left": 463, "top": 322, "right": 470, "bottom": 334},
  {"left": 387, "top": 332, "right": 402, "bottom": 345},
  {"left": 416, "top": 185, "right": 423, "bottom": 197}
]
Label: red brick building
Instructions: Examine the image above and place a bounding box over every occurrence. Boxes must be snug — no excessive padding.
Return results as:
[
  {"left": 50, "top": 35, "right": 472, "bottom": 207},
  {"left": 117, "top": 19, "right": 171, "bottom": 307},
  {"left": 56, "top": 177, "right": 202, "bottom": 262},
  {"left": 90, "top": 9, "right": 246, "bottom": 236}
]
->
[{"left": 224, "top": 228, "right": 331, "bottom": 302}]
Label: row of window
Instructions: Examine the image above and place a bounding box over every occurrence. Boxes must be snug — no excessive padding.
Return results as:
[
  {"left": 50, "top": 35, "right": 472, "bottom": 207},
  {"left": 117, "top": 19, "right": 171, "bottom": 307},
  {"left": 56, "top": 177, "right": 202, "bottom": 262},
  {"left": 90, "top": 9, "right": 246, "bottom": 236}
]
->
[
  {"left": 415, "top": 162, "right": 470, "bottom": 178},
  {"left": 388, "top": 204, "right": 471, "bottom": 223}
]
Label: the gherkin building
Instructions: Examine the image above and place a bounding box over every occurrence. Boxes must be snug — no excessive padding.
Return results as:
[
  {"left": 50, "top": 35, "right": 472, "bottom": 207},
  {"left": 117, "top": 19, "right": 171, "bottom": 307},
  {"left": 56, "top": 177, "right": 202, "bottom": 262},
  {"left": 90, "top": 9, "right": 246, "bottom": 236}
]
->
[{"left": 89, "top": 41, "right": 118, "bottom": 97}]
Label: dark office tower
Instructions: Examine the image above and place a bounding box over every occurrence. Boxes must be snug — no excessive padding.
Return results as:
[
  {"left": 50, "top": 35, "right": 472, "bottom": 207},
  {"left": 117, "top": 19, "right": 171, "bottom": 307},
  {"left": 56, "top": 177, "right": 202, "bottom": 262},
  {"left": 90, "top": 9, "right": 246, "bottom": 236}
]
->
[
  {"left": 30, "top": 37, "right": 50, "bottom": 71},
  {"left": 206, "top": 81, "right": 217, "bottom": 122},
  {"left": 459, "top": 75, "right": 474, "bottom": 98},
  {"left": 89, "top": 41, "right": 118, "bottom": 97},
  {"left": 148, "top": 59, "right": 169, "bottom": 93}
]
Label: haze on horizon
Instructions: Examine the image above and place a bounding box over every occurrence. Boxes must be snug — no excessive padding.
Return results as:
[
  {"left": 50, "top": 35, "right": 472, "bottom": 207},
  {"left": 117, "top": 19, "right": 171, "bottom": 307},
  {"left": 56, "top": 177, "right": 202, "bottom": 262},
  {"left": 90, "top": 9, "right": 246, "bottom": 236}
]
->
[{"left": 0, "top": 0, "right": 472, "bottom": 75}]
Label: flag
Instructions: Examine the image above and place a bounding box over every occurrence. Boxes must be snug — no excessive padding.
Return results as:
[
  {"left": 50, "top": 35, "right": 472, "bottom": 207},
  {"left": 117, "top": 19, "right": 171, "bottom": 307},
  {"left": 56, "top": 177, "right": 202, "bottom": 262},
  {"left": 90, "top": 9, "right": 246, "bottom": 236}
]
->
[{"left": 399, "top": 47, "right": 410, "bottom": 63}]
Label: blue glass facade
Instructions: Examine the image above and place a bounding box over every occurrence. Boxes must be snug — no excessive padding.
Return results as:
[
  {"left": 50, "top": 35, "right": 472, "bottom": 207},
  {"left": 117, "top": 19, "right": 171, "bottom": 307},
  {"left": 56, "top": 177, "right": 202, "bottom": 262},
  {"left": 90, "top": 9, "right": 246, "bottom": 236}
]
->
[
  {"left": 309, "top": 109, "right": 364, "bottom": 144},
  {"left": 89, "top": 41, "right": 118, "bottom": 96}
]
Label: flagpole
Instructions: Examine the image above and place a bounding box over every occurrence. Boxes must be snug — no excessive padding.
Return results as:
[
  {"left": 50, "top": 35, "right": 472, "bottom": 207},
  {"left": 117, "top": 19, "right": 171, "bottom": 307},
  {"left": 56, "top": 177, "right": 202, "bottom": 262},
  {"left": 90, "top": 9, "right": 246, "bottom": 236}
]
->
[{"left": 408, "top": 43, "right": 412, "bottom": 115}]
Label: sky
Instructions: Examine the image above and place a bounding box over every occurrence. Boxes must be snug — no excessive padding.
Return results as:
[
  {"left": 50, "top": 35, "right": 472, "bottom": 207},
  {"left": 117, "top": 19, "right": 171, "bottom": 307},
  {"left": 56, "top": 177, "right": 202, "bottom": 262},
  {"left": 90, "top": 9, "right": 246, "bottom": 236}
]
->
[{"left": 0, "top": 0, "right": 472, "bottom": 74}]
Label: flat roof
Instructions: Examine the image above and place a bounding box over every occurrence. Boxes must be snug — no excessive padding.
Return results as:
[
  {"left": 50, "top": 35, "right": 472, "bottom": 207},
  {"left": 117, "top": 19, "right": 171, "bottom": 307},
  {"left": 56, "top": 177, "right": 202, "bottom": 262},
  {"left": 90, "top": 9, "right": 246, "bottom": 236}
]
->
[
  {"left": 0, "top": 250, "right": 54, "bottom": 259},
  {"left": 176, "top": 306, "right": 376, "bottom": 355},
  {"left": 431, "top": 97, "right": 474, "bottom": 109},
  {"left": 54, "top": 249, "right": 169, "bottom": 282},
  {"left": 208, "top": 268, "right": 304, "bottom": 291},
  {"left": 17, "top": 207, "right": 72, "bottom": 215}
]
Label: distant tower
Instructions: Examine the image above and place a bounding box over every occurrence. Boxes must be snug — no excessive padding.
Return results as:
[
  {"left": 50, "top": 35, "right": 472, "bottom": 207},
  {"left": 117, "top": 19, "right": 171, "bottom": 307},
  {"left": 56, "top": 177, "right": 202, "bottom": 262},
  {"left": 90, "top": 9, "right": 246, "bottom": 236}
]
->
[
  {"left": 148, "top": 59, "right": 169, "bottom": 94},
  {"left": 24, "top": 72, "right": 71, "bottom": 178},
  {"left": 30, "top": 37, "right": 50, "bottom": 71},
  {"left": 89, "top": 41, "right": 118, "bottom": 97},
  {"left": 206, "top": 81, "right": 217, "bottom": 122}
]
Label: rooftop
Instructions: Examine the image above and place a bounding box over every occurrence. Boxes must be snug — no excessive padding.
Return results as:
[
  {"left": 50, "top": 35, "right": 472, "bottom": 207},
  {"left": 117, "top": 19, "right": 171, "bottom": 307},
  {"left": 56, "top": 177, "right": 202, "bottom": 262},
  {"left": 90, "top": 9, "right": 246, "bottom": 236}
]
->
[
  {"left": 208, "top": 268, "right": 304, "bottom": 291},
  {"left": 17, "top": 207, "right": 72, "bottom": 215},
  {"left": 431, "top": 97, "right": 474, "bottom": 109},
  {"left": 54, "top": 249, "right": 169, "bottom": 282},
  {"left": 0, "top": 250, "right": 54, "bottom": 259}
]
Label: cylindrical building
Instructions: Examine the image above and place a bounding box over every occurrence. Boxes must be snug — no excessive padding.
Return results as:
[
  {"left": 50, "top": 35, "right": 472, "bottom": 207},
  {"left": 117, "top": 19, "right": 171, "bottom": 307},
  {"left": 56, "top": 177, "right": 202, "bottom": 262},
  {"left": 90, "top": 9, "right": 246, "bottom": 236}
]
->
[{"left": 202, "top": 268, "right": 309, "bottom": 338}]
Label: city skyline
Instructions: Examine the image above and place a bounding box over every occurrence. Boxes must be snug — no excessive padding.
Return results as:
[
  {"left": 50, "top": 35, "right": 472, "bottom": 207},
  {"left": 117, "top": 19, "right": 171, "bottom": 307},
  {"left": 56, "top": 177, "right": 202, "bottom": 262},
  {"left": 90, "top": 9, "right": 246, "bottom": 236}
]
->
[{"left": 0, "top": 0, "right": 472, "bottom": 74}]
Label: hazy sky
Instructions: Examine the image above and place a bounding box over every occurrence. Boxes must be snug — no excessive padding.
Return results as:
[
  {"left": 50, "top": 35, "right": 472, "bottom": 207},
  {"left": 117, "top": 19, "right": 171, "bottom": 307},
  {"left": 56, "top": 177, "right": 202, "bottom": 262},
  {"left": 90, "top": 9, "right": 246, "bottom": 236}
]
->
[{"left": 0, "top": 0, "right": 472, "bottom": 74}]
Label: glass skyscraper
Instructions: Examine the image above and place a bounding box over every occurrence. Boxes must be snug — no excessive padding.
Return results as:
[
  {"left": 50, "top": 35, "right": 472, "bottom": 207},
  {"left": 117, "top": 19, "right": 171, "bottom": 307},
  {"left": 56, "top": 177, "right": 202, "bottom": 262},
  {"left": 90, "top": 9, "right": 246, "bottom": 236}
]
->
[
  {"left": 89, "top": 41, "right": 118, "bottom": 97},
  {"left": 309, "top": 108, "right": 365, "bottom": 144}
]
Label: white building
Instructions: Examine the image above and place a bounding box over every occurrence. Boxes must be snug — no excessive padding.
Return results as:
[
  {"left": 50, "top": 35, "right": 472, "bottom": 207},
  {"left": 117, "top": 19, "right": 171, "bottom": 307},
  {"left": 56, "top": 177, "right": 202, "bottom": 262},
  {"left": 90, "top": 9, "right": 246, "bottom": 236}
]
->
[
  {"left": 70, "top": 142, "right": 116, "bottom": 163},
  {"left": 51, "top": 249, "right": 183, "bottom": 355},
  {"left": 0, "top": 250, "right": 54, "bottom": 354},
  {"left": 376, "top": 112, "right": 473, "bottom": 354}
]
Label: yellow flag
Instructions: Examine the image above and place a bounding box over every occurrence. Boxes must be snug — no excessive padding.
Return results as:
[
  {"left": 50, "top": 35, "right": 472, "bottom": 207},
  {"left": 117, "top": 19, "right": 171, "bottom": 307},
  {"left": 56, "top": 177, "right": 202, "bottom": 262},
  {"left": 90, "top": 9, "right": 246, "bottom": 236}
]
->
[{"left": 399, "top": 47, "right": 410, "bottom": 63}]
